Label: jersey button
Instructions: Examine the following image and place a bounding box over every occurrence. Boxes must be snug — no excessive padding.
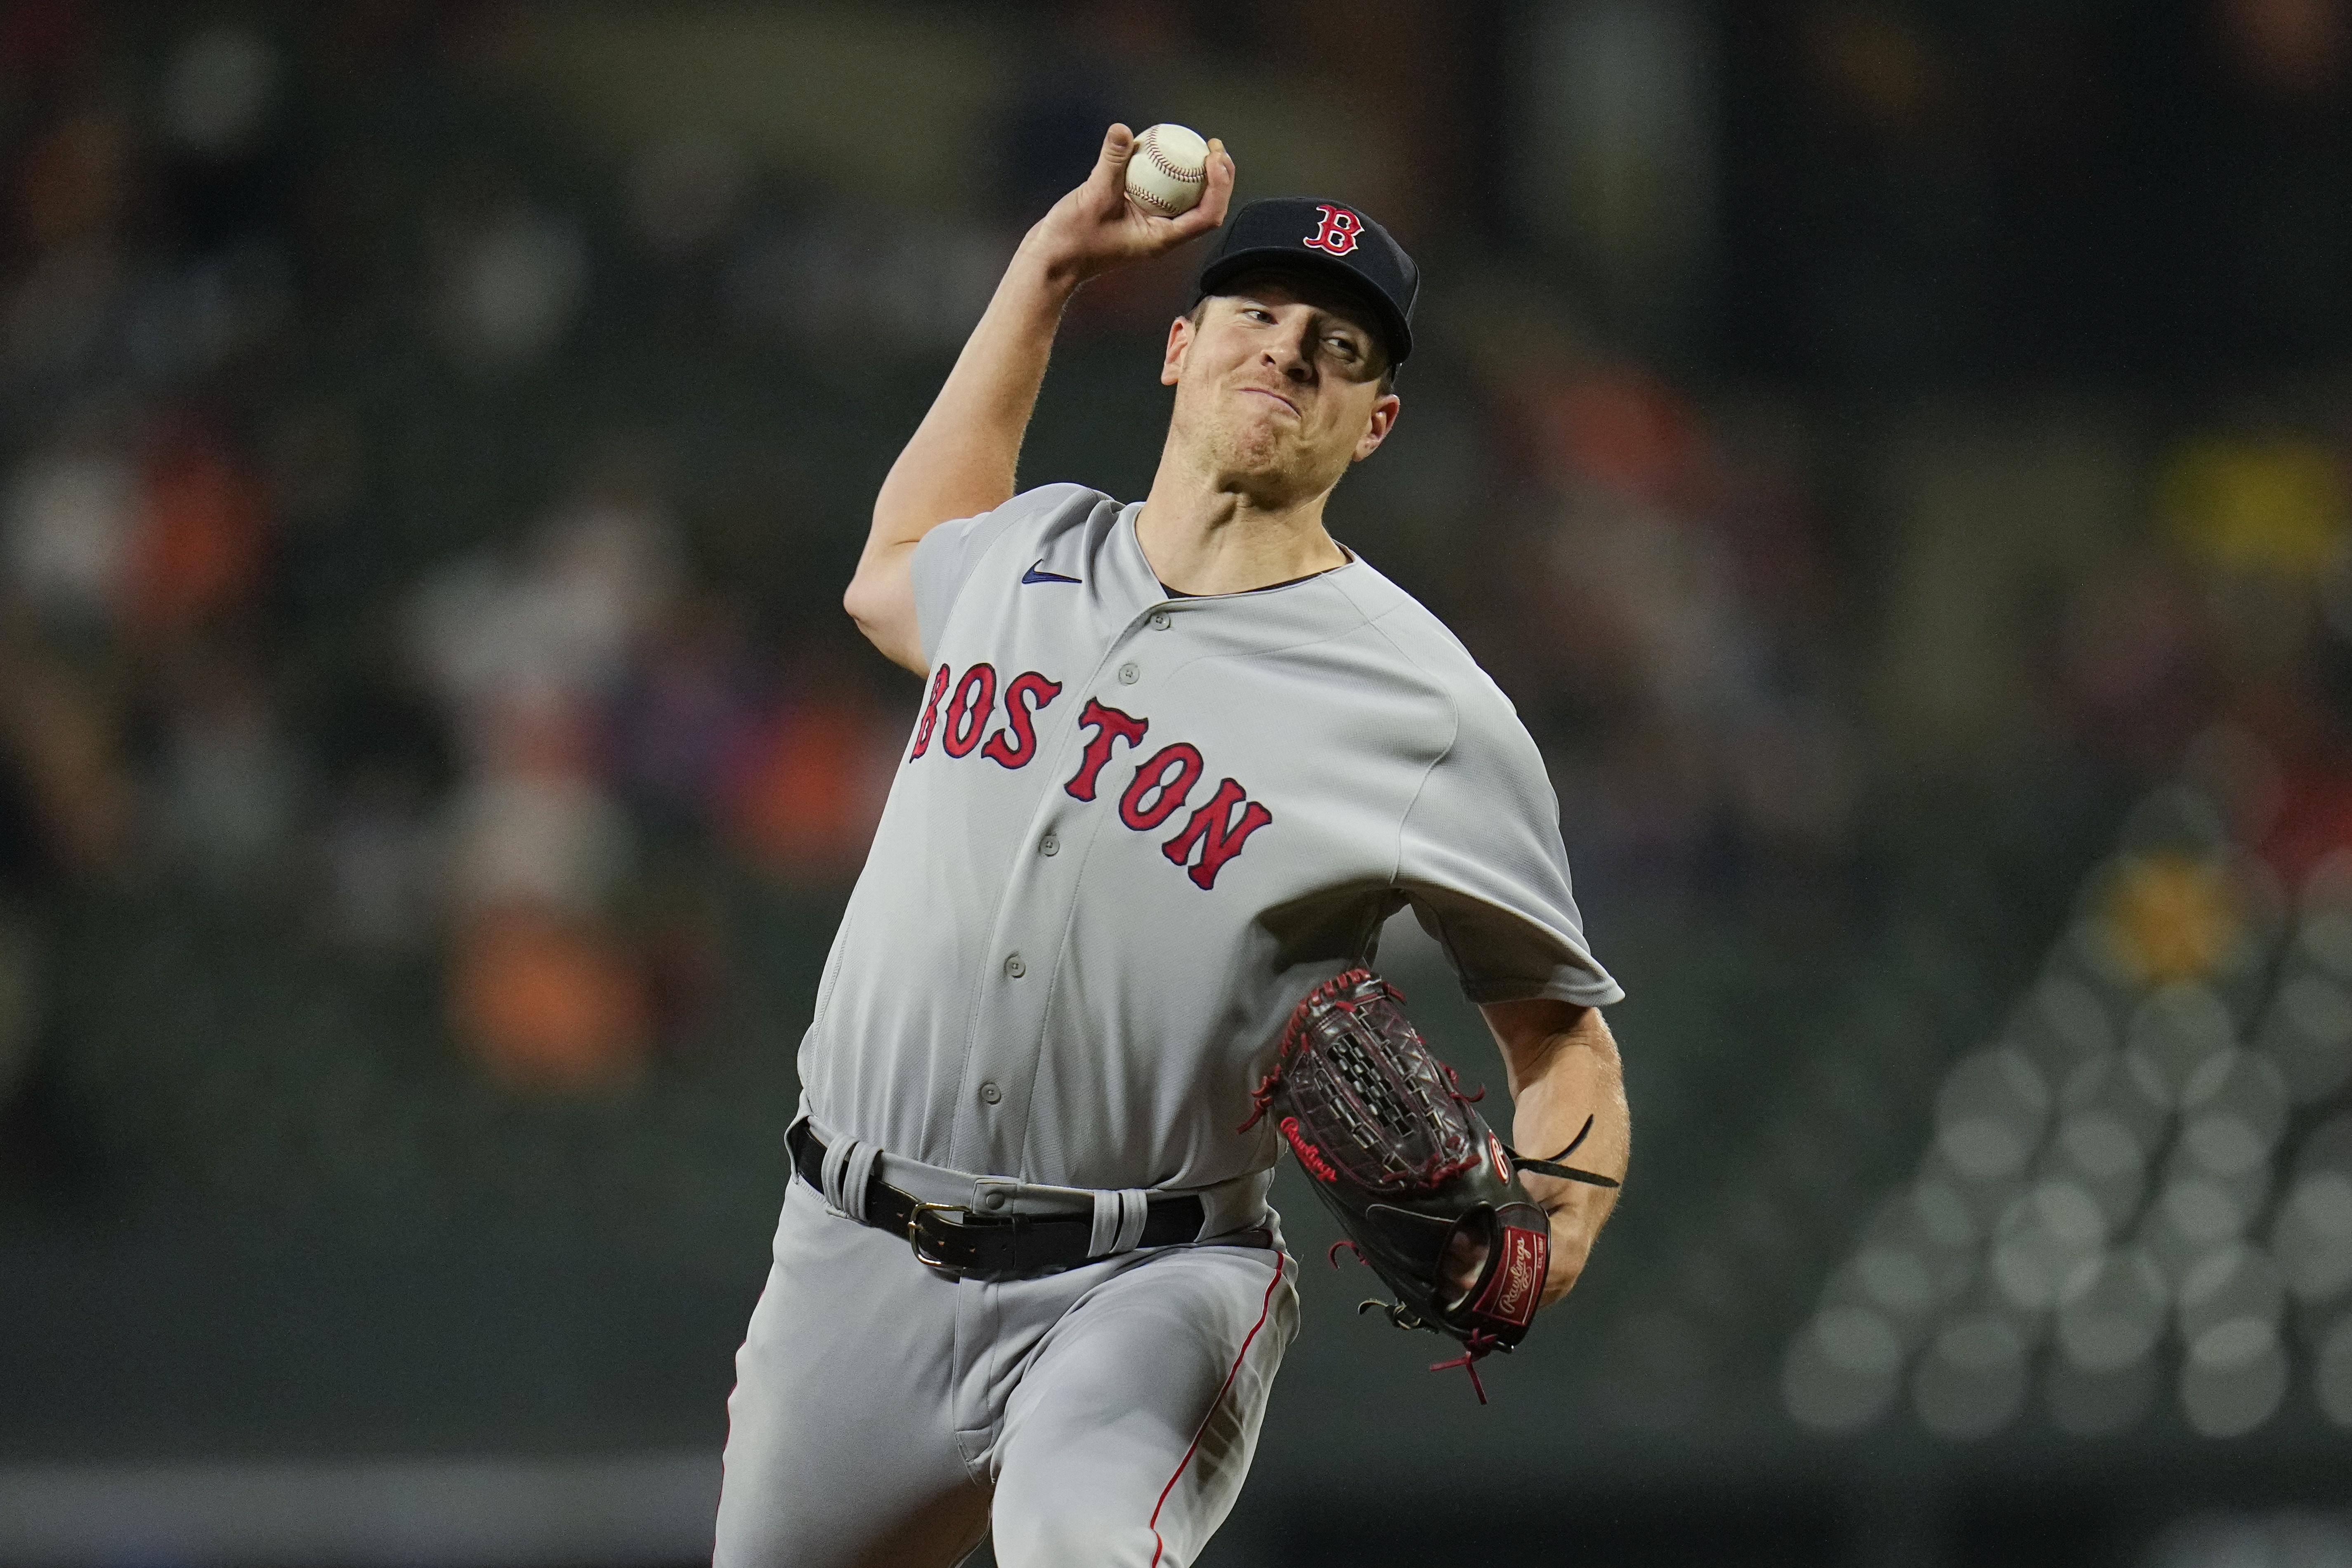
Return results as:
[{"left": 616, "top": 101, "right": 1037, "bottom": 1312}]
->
[
  {"left": 1117, "top": 662, "right": 1140, "bottom": 684},
  {"left": 1149, "top": 609, "right": 1171, "bottom": 631},
  {"left": 979, "top": 1081, "right": 1002, "bottom": 1105},
  {"left": 1039, "top": 832, "right": 1059, "bottom": 857},
  {"left": 1004, "top": 953, "right": 1027, "bottom": 979}
]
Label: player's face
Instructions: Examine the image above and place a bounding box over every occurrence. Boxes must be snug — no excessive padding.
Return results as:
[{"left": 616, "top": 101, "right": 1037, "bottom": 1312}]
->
[{"left": 1160, "top": 274, "right": 1400, "bottom": 501}]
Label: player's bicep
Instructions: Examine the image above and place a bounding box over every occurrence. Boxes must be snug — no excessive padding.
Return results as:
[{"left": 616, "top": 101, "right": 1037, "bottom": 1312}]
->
[{"left": 843, "top": 538, "right": 924, "bottom": 673}]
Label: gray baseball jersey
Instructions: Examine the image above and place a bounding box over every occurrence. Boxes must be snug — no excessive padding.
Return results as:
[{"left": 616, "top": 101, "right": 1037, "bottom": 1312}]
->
[{"left": 797, "top": 483, "right": 1620, "bottom": 1195}]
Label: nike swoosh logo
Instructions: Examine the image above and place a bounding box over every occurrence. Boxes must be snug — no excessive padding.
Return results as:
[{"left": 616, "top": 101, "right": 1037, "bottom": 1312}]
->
[{"left": 1022, "top": 562, "right": 1082, "bottom": 585}]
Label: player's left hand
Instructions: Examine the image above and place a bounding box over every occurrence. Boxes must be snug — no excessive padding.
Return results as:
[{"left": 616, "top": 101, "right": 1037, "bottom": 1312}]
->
[{"left": 1018, "top": 123, "right": 1235, "bottom": 287}]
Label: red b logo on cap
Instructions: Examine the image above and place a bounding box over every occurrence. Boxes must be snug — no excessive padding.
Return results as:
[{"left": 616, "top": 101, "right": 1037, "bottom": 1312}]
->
[{"left": 1303, "top": 204, "right": 1363, "bottom": 256}]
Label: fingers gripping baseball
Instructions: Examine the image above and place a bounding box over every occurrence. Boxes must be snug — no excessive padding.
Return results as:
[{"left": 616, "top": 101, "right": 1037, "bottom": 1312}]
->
[
  {"left": 1024, "top": 123, "right": 1232, "bottom": 284},
  {"left": 1087, "top": 123, "right": 1138, "bottom": 207}
]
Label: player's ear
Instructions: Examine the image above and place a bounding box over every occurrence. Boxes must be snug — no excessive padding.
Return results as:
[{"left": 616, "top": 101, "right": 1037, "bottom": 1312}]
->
[
  {"left": 1353, "top": 390, "right": 1401, "bottom": 461},
  {"left": 1161, "top": 313, "right": 1193, "bottom": 387}
]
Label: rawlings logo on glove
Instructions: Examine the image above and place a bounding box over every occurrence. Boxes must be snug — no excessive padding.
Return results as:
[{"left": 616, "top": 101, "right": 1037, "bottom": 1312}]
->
[{"left": 1242, "top": 967, "right": 1617, "bottom": 1402}]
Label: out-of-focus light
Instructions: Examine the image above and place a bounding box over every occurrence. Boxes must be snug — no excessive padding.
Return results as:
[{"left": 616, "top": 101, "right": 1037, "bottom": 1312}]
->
[
  {"left": 1909, "top": 1178, "right": 1981, "bottom": 1251},
  {"left": 2061, "top": 1052, "right": 2171, "bottom": 1150},
  {"left": 2142, "top": 1150, "right": 2273, "bottom": 1290},
  {"left": 2163, "top": 435, "right": 2348, "bottom": 576},
  {"left": 2056, "top": 1247, "right": 2169, "bottom": 1373},
  {"left": 1832, "top": 1191, "right": 1977, "bottom": 1327},
  {"left": 2, "top": 446, "right": 135, "bottom": 619},
  {"left": 2177, "top": 1243, "right": 2286, "bottom": 1346},
  {"left": 1853, "top": 1245, "right": 1937, "bottom": 1320},
  {"left": 2180, "top": 1318, "right": 2287, "bottom": 1438},
  {"left": 2155, "top": 1175, "right": 2258, "bottom": 1256},
  {"left": 2014, "top": 975, "right": 2116, "bottom": 1079},
  {"left": 2298, "top": 907, "right": 2352, "bottom": 981},
  {"left": 2050, "top": 1108, "right": 2150, "bottom": 1230},
  {"left": 1912, "top": 1313, "right": 2029, "bottom": 1440},
  {"left": 2147, "top": 1511, "right": 2352, "bottom": 1568},
  {"left": 2094, "top": 855, "right": 2252, "bottom": 989},
  {"left": 2316, "top": 1313, "right": 2352, "bottom": 1426},
  {"left": 1917, "top": 1146, "right": 2028, "bottom": 1239},
  {"left": 2179, "top": 1050, "right": 2289, "bottom": 1175},
  {"left": 2273, "top": 1170, "right": 2352, "bottom": 1302},
  {"left": 2304, "top": 845, "right": 2352, "bottom": 909},
  {"left": 436, "top": 208, "right": 587, "bottom": 374},
  {"left": 1992, "top": 1181, "right": 2109, "bottom": 1311},
  {"left": 1783, "top": 1308, "right": 1902, "bottom": 1433},
  {"left": 2257, "top": 971, "right": 2352, "bottom": 1104},
  {"left": 161, "top": 25, "right": 278, "bottom": 157},
  {"left": 2126, "top": 983, "right": 2239, "bottom": 1108},
  {"left": 1934, "top": 1048, "right": 2050, "bottom": 1180},
  {"left": 1816, "top": 1305, "right": 1903, "bottom": 1374}
]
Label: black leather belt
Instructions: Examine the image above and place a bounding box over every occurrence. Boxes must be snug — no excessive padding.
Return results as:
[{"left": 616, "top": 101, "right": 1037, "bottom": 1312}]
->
[{"left": 789, "top": 1121, "right": 1208, "bottom": 1278}]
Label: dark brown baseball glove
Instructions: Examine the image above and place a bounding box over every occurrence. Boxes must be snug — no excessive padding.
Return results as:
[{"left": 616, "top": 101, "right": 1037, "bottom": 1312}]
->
[{"left": 1241, "top": 966, "right": 1618, "bottom": 1402}]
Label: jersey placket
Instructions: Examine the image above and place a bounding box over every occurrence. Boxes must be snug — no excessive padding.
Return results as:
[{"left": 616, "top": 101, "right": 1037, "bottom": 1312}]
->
[{"left": 945, "top": 598, "right": 1178, "bottom": 1178}]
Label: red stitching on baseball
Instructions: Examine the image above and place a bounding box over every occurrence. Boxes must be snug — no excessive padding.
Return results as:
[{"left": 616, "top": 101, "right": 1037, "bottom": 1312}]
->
[
  {"left": 1143, "top": 132, "right": 1202, "bottom": 181},
  {"left": 1129, "top": 128, "right": 1204, "bottom": 214}
]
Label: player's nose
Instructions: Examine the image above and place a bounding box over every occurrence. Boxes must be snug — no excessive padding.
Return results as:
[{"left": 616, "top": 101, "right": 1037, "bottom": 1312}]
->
[{"left": 1263, "top": 329, "right": 1314, "bottom": 383}]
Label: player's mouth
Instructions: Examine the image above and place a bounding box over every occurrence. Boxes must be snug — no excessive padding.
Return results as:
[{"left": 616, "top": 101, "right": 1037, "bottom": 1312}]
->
[{"left": 1240, "top": 385, "right": 1301, "bottom": 417}]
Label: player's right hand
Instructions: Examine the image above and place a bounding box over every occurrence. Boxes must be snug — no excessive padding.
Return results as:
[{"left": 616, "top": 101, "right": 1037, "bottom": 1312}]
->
[{"left": 1018, "top": 124, "right": 1233, "bottom": 286}]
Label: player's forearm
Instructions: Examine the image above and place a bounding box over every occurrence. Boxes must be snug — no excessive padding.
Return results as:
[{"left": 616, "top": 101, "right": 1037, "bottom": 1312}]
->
[
  {"left": 846, "top": 250, "right": 1078, "bottom": 670},
  {"left": 1504, "top": 1009, "right": 1629, "bottom": 1306},
  {"left": 864, "top": 247, "right": 1077, "bottom": 560}
]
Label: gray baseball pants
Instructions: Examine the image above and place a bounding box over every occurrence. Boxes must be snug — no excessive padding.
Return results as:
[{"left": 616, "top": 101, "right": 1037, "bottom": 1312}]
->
[{"left": 712, "top": 1167, "right": 1299, "bottom": 1568}]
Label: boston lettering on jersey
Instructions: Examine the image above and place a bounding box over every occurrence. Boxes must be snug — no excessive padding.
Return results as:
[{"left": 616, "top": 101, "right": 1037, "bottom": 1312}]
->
[{"left": 909, "top": 661, "right": 1273, "bottom": 890}]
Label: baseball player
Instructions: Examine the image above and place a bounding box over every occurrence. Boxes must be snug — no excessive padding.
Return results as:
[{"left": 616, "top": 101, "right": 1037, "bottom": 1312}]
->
[{"left": 713, "top": 127, "right": 1630, "bottom": 1568}]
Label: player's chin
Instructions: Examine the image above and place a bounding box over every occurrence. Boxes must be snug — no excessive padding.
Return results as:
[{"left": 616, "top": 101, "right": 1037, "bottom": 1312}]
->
[{"left": 1210, "top": 420, "right": 1292, "bottom": 474}]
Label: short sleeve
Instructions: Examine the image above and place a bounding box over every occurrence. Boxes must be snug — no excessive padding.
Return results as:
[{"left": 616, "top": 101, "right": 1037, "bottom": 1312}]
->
[
  {"left": 1393, "top": 706, "right": 1622, "bottom": 1008},
  {"left": 907, "top": 484, "right": 1102, "bottom": 668}
]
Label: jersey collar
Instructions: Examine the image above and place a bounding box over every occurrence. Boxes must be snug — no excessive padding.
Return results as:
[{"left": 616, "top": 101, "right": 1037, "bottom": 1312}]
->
[{"left": 1109, "top": 502, "right": 1405, "bottom": 648}]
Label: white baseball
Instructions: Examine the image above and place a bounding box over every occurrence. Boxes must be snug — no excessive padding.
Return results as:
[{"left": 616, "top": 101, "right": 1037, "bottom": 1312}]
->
[{"left": 1124, "top": 123, "right": 1209, "bottom": 217}]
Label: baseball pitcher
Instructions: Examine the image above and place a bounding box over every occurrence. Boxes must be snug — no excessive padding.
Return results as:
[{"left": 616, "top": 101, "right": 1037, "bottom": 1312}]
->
[{"left": 713, "top": 125, "right": 1630, "bottom": 1568}]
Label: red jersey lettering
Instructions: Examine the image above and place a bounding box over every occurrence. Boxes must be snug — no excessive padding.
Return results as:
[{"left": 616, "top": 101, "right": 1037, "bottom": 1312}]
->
[
  {"left": 1118, "top": 743, "right": 1203, "bottom": 831},
  {"left": 1064, "top": 699, "right": 1148, "bottom": 801},
  {"left": 909, "top": 663, "right": 951, "bottom": 760},
  {"left": 941, "top": 663, "right": 997, "bottom": 758},
  {"left": 980, "top": 672, "right": 1064, "bottom": 770},
  {"left": 1161, "top": 777, "right": 1274, "bottom": 889}
]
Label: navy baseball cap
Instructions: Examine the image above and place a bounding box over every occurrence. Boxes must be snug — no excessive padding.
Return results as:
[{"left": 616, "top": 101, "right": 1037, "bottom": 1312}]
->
[{"left": 1193, "top": 197, "right": 1418, "bottom": 367}]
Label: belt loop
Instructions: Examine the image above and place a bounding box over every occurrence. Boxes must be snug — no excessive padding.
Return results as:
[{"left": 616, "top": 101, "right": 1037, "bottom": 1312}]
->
[
  {"left": 1087, "top": 1189, "right": 1120, "bottom": 1256},
  {"left": 1089, "top": 1188, "right": 1152, "bottom": 1256},
  {"left": 1114, "top": 1188, "right": 1150, "bottom": 1253},
  {"left": 822, "top": 1137, "right": 880, "bottom": 1223}
]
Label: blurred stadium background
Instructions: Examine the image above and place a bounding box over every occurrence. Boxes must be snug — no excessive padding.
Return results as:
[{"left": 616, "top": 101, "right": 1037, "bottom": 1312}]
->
[{"left": 5, "top": 1, "right": 2352, "bottom": 1563}]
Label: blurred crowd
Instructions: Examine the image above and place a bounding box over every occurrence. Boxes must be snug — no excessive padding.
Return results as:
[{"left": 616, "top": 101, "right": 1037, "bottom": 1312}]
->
[
  {"left": 1, "top": 0, "right": 2351, "bottom": 1215},
  {"left": 0, "top": 5, "right": 1849, "bottom": 1120}
]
